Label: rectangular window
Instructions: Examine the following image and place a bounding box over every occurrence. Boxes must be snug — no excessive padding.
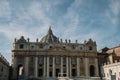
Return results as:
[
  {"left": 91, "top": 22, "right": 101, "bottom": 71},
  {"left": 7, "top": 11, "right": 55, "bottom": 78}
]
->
[
  {"left": 71, "top": 57, "right": 76, "bottom": 64},
  {"left": 19, "top": 44, "right": 24, "bottom": 49},
  {"left": 63, "top": 57, "right": 66, "bottom": 63},
  {"left": 38, "top": 57, "right": 44, "bottom": 64},
  {"left": 49, "top": 57, "right": 53, "bottom": 63},
  {"left": 55, "top": 57, "right": 61, "bottom": 64},
  {"left": 1, "top": 66, "right": 3, "bottom": 72}
]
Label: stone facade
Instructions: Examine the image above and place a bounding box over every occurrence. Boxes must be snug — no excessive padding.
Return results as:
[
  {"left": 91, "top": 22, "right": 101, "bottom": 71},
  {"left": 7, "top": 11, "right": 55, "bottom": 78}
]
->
[
  {"left": 106, "top": 46, "right": 120, "bottom": 64},
  {"left": 0, "top": 53, "right": 9, "bottom": 80},
  {"left": 103, "top": 61, "right": 120, "bottom": 80},
  {"left": 11, "top": 28, "right": 100, "bottom": 80},
  {"left": 100, "top": 46, "right": 120, "bottom": 80}
]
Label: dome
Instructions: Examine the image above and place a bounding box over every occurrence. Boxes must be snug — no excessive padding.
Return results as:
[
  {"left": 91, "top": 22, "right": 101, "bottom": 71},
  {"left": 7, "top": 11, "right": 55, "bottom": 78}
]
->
[{"left": 40, "top": 27, "right": 59, "bottom": 43}]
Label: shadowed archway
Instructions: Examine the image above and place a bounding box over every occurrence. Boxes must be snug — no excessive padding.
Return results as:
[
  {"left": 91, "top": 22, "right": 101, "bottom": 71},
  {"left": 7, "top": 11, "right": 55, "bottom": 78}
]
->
[{"left": 17, "top": 64, "right": 24, "bottom": 79}]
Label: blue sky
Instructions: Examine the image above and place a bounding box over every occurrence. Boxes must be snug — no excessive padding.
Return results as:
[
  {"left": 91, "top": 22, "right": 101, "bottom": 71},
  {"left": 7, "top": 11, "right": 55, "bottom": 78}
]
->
[{"left": 0, "top": 0, "right": 120, "bottom": 63}]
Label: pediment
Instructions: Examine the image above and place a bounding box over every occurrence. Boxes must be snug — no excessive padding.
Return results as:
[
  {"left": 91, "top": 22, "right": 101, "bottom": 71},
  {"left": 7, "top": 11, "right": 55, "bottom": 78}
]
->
[{"left": 16, "top": 36, "right": 27, "bottom": 43}]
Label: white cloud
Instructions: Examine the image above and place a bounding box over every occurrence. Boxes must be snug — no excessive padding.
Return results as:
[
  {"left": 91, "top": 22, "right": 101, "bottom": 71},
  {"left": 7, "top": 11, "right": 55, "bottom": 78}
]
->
[
  {"left": 106, "top": 0, "right": 120, "bottom": 25},
  {"left": 0, "top": 0, "right": 120, "bottom": 61},
  {"left": 0, "top": 23, "right": 50, "bottom": 42},
  {"left": 0, "top": 25, "right": 27, "bottom": 41},
  {"left": 28, "top": 1, "right": 51, "bottom": 26},
  {"left": 0, "top": 0, "right": 11, "bottom": 18},
  {"left": 0, "top": 1, "right": 53, "bottom": 42},
  {"left": 110, "top": 0, "right": 120, "bottom": 16},
  {"left": 54, "top": 0, "right": 81, "bottom": 40}
]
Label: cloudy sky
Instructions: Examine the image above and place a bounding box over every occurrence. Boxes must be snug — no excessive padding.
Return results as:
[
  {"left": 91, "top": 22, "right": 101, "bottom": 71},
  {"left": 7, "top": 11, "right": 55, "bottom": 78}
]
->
[{"left": 0, "top": 0, "right": 120, "bottom": 63}]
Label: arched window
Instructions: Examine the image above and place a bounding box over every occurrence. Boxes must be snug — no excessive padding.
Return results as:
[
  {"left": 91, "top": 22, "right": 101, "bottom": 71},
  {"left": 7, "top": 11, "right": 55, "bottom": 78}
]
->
[{"left": 90, "top": 65, "right": 95, "bottom": 77}]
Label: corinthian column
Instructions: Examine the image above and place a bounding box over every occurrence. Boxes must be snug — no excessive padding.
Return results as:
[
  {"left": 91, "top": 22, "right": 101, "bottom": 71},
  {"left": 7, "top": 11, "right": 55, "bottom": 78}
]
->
[
  {"left": 61, "top": 57, "right": 63, "bottom": 76},
  {"left": 95, "top": 58, "right": 99, "bottom": 77},
  {"left": 69, "top": 57, "right": 71, "bottom": 77},
  {"left": 66, "top": 57, "right": 69, "bottom": 77},
  {"left": 47, "top": 56, "right": 49, "bottom": 77},
  {"left": 77, "top": 57, "right": 80, "bottom": 77},
  {"left": 44, "top": 56, "right": 46, "bottom": 77},
  {"left": 85, "top": 58, "right": 89, "bottom": 77}
]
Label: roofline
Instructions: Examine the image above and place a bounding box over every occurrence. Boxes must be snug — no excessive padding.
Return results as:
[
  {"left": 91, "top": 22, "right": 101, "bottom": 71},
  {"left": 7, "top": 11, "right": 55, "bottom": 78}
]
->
[{"left": 109, "top": 45, "right": 120, "bottom": 50}]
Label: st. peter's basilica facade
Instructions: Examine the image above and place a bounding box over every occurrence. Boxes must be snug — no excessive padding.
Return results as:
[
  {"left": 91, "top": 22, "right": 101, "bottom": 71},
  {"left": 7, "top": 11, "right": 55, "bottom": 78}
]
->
[{"left": 12, "top": 28, "right": 100, "bottom": 80}]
